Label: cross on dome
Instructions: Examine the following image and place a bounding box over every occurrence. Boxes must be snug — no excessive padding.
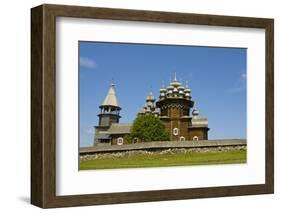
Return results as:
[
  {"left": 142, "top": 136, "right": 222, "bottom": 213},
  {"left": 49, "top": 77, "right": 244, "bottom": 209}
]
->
[{"left": 110, "top": 78, "right": 115, "bottom": 87}]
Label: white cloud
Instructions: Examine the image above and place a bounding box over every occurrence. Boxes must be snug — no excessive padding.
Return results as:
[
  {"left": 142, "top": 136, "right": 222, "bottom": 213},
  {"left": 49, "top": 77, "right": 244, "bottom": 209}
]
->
[{"left": 80, "top": 56, "right": 97, "bottom": 69}]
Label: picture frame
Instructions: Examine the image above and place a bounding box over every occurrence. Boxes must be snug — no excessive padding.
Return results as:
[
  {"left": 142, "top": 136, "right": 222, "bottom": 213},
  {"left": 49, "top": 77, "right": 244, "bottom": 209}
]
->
[{"left": 31, "top": 4, "right": 274, "bottom": 208}]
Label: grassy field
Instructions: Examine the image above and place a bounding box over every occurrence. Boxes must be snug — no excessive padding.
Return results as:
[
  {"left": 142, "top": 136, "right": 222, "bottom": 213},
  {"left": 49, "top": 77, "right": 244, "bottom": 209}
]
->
[{"left": 79, "top": 149, "right": 246, "bottom": 170}]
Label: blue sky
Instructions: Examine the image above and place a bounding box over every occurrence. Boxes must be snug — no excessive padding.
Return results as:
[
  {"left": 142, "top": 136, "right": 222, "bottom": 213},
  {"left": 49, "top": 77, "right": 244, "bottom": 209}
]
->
[{"left": 79, "top": 41, "right": 246, "bottom": 147}]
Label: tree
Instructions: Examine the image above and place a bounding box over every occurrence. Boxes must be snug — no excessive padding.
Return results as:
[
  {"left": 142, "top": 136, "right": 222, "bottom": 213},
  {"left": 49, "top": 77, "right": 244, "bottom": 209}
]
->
[{"left": 129, "top": 114, "right": 169, "bottom": 142}]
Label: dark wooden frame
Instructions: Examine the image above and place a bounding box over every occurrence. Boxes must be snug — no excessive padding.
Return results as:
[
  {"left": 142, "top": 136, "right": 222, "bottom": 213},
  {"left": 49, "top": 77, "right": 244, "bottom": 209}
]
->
[{"left": 31, "top": 4, "right": 274, "bottom": 208}]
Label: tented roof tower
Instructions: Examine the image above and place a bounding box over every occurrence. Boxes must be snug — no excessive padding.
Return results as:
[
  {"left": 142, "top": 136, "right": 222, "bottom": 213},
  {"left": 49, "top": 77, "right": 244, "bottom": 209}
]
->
[
  {"left": 98, "top": 82, "right": 121, "bottom": 127},
  {"left": 101, "top": 82, "right": 120, "bottom": 107}
]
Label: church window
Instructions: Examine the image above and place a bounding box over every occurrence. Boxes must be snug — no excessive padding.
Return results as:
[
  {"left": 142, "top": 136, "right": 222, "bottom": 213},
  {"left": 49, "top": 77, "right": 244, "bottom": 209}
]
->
[
  {"left": 180, "top": 136, "right": 185, "bottom": 141},
  {"left": 117, "top": 137, "right": 124, "bottom": 145},
  {"left": 193, "top": 136, "right": 199, "bottom": 141},
  {"left": 173, "top": 128, "right": 179, "bottom": 136}
]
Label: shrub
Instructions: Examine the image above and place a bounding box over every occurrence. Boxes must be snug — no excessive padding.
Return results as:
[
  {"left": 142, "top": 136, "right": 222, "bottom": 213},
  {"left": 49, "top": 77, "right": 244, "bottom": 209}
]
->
[{"left": 129, "top": 114, "right": 169, "bottom": 142}]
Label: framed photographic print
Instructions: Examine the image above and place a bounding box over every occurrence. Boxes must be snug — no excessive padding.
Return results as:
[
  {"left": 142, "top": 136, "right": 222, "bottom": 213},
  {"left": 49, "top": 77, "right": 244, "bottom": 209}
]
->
[{"left": 31, "top": 4, "right": 274, "bottom": 208}]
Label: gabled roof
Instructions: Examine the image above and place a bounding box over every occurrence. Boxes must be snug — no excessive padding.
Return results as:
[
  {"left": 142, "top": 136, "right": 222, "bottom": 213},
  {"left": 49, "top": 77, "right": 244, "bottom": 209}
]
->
[
  {"left": 95, "top": 133, "right": 111, "bottom": 139},
  {"left": 107, "top": 123, "right": 131, "bottom": 134},
  {"left": 101, "top": 83, "right": 119, "bottom": 107}
]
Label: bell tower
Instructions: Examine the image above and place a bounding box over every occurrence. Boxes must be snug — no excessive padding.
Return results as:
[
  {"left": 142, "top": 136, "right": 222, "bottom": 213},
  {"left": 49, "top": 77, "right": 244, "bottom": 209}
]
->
[
  {"left": 97, "top": 82, "right": 121, "bottom": 127},
  {"left": 156, "top": 74, "right": 194, "bottom": 141},
  {"left": 94, "top": 82, "right": 121, "bottom": 145}
]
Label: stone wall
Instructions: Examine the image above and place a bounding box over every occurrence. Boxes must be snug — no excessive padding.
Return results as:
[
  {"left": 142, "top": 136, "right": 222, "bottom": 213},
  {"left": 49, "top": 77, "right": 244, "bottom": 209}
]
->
[
  {"left": 80, "top": 139, "right": 246, "bottom": 155},
  {"left": 80, "top": 145, "right": 246, "bottom": 162}
]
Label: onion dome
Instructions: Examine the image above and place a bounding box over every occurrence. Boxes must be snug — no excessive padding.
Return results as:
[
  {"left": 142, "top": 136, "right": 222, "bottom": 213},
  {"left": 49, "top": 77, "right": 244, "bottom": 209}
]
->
[
  {"left": 192, "top": 108, "right": 199, "bottom": 116},
  {"left": 139, "top": 89, "right": 159, "bottom": 116},
  {"left": 146, "top": 91, "right": 155, "bottom": 102},
  {"left": 160, "top": 88, "right": 167, "bottom": 92},
  {"left": 144, "top": 102, "right": 148, "bottom": 108},
  {"left": 192, "top": 103, "right": 200, "bottom": 117},
  {"left": 179, "top": 91, "right": 184, "bottom": 95},
  {"left": 191, "top": 104, "right": 208, "bottom": 127},
  {"left": 183, "top": 81, "right": 191, "bottom": 98},
  {"left": 158, "top": 73, "right": 193, "bottom": 100},
  {"left": 167, "top": 85, "right": 174, "bottom": 90},
  {"left": 160, "top": 93, "right": 166, "bottom": 99},
  {"left": 170, "top": 80, "right": 181, "bottom": 87},
  {"left": 184, "top": 87, "right": 191, "bottom": 92},
  {"left": 184, "top": 81, "right": 191, "bottom": 92},
  {"left": 185, "top": 91, "right": 191, "bottom": 97},
  {"left": 178, "top": 85, "right": 184, "bottom": 90},
  {"left": 159, "top": 81, "right": 167, "bottom": 99},
  {"left": 160, "top": 81, "right": 166, "bottom": 91},
  {"left": 185, "top": 90, "right": 191, "bottom": 95},
  {"left": 170, "top": 72, "right": 181, "bottom": 87}
]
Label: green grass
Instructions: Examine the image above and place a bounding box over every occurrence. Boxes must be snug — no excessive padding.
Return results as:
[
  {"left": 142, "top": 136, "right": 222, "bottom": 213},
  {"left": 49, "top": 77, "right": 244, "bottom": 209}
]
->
[{"left": 79, "top": 150, "right": 246, "bottom": 170}]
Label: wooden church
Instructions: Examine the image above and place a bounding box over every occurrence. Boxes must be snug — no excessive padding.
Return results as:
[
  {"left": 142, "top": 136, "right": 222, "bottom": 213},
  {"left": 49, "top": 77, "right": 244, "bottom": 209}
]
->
[{"left": 94, "top": 75, "right": 209, "bottom": 146}]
